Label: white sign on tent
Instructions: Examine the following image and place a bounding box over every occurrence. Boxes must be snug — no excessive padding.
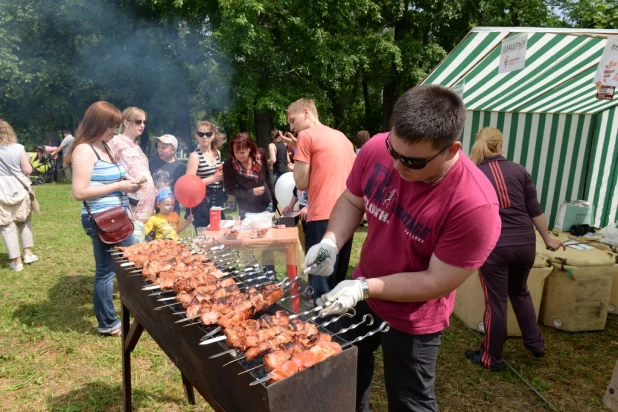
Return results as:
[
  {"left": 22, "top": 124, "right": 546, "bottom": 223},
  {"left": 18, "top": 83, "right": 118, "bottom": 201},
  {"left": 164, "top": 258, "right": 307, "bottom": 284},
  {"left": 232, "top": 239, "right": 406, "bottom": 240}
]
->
[
  {"left": 498, "top": 34, "right": 528, "bottom": 74},
  {"left": 594, "top": 36, "right": 618, "bottom": 88}
]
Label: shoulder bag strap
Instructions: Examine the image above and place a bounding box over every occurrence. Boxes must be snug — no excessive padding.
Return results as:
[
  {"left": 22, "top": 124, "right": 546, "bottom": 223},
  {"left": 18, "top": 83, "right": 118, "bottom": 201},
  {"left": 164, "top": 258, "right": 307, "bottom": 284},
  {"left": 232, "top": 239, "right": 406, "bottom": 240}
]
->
[
  {"left": 102, "top": 142, "right": 132, "bottom": 214},
  {"left": 82, "top": 142, "right": 126, "bottom": 218}
]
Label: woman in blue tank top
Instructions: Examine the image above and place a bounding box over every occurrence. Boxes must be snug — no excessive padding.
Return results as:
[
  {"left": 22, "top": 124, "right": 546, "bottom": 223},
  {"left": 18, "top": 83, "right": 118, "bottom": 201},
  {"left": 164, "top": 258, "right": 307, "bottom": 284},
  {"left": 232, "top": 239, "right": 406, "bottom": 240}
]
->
[{"left": 65, "top": 101, "right": 144, "bottom": 337}]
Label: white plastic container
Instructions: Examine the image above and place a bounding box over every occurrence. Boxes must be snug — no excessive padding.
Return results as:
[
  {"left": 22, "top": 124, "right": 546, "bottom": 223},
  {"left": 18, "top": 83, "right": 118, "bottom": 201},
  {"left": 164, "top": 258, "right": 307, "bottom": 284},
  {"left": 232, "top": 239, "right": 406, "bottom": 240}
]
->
[{"left": 244, "top": 212, "right": 274, "bottom": 229}]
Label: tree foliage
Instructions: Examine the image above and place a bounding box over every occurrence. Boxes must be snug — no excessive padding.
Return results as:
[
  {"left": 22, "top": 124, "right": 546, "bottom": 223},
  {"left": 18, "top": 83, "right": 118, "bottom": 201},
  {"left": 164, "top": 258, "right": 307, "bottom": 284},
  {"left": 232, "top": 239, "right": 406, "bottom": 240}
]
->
[{"left": 0, "top": 0, "right": 594, "bottom": 151}]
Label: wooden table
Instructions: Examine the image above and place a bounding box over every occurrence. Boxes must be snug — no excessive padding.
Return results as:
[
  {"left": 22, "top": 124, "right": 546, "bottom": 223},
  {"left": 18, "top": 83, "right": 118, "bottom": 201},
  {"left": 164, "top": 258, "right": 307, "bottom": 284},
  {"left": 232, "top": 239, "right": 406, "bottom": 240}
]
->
[{"left": 201, "top": 225, "right": 304, "bottom": 312}]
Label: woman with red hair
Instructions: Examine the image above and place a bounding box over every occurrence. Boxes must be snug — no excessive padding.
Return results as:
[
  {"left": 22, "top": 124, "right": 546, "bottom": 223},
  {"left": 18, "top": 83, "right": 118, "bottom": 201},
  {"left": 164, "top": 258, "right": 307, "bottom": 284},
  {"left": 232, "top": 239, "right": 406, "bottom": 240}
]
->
[{"left": 222, "top": 133, "right": 275, "bottom": 219}]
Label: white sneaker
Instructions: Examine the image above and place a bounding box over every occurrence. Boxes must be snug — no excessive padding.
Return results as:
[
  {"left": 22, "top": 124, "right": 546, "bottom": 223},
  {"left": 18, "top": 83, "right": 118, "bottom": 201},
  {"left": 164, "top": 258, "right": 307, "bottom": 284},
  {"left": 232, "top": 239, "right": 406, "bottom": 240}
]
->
[
  {"left": 24, "top": 254, "right": 38, "bottom": 264},
  {"left": 9, "top": 262, "right": 23, "bottom": 271}
]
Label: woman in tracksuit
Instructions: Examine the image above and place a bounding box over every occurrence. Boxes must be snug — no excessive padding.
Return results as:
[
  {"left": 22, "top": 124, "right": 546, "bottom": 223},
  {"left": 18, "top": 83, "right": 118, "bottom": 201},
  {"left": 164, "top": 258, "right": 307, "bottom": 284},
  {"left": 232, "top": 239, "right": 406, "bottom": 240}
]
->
[{"left": 466, "top": 127, "right": 564, "bottom": 371}]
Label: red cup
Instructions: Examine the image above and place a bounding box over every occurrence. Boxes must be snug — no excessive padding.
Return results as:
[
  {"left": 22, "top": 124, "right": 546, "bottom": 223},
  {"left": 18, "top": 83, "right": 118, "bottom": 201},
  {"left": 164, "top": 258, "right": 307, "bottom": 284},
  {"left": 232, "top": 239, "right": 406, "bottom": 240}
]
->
[{"left": 210, "top": 207, "right": 221, "bottom": 231}]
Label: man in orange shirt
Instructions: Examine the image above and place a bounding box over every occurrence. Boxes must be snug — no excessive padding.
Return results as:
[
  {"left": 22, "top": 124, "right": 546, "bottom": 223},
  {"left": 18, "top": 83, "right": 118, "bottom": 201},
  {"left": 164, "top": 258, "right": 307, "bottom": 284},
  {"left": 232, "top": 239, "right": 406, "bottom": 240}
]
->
[{"left": 284, "top": 98, "right": 356, "bottom": 301}]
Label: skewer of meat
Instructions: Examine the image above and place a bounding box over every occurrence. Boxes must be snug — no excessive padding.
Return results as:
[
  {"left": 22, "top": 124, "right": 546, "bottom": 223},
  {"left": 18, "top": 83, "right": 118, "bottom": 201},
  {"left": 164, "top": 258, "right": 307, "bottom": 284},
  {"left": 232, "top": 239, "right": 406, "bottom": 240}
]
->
[
  {"left": 157, "top": 270, "right": 275, "bottom": 310},
  {"left": 249, "top": 321, "right": 390, "bottom": 386},
  {"left": 234, "top": 312, "right": 371, "bottom": 372},
  {"left": 158, "top": 268, "right": 276, "bottom": 309},
  {"left": 179, "top": 278, "right": 303, "bottom": 325},
  {"left": 211, "top": 315, "right": 320, "bottom": 361},
  {"left": 177, "top": 283, "right": 285, "bottom": 330},
  {"left": 217, "top": 316, "right": 318, "bottom": 355}
]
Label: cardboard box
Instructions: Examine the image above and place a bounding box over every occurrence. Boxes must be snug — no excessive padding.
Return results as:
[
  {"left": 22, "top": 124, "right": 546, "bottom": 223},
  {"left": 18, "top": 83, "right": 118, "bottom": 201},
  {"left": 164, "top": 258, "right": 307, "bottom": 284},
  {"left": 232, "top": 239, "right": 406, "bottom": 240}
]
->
[{"left": 278, "top": 216, "right": 299, "bottom": 228}]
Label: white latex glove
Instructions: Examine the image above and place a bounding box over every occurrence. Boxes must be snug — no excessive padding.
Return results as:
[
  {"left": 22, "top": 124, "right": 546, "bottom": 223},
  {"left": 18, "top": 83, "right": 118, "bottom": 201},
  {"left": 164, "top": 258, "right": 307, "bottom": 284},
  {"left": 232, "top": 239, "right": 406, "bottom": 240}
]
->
[
  {"left": 316, "top": 280, "right": 364, "bottom": 316},
  {"left": 304, "top": 238, "right": 338, "bottom": 277}
]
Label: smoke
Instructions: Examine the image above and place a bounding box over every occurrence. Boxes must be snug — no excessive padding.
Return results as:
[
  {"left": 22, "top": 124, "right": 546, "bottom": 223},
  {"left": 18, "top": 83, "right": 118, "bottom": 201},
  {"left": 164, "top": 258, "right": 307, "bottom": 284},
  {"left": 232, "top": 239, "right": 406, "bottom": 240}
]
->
[{"left": 2, "top": 0, "right": 235, "bottom": 150}]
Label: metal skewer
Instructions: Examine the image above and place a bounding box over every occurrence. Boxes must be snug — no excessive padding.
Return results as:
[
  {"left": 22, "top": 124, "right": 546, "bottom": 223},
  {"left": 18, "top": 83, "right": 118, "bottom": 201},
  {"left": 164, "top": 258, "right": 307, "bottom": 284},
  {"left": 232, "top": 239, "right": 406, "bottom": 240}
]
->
[
  {"left": 209, "top": 348, "right": 238, "bottom": 359},
  {"left": 201, "top": 326, "right": 222, "bottom": 340},
  {"left": 331, "top": 314, "right": 374, "bottom": 336}
]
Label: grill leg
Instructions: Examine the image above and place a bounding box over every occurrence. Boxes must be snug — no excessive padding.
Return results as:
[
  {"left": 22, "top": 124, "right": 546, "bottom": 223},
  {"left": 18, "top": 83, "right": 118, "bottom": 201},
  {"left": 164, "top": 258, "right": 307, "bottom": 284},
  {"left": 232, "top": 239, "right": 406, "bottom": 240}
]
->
[
  {"left": 181, "top": 373, "right": 196, "bottom": 405},
  {"left": 121, "top": 302, "right": 132, "bottom": 412},
  {"left": 121, "top": 301, "right": 145, "bottom": 412}
]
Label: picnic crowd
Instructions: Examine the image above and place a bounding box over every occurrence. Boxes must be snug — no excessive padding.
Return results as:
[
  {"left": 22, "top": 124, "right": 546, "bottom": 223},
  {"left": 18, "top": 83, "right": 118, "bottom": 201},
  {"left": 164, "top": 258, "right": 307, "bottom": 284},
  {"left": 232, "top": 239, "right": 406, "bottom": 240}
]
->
[{"left": 1, "top": 85, "right": 572, "bottom": 411}]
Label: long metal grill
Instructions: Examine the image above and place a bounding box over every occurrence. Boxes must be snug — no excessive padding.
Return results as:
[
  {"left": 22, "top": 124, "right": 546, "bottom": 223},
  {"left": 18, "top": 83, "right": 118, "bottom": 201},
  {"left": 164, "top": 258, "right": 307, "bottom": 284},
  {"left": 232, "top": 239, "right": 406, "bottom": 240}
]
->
[{"left": 112, "top": 236, "right": 389, "bottom": 412}]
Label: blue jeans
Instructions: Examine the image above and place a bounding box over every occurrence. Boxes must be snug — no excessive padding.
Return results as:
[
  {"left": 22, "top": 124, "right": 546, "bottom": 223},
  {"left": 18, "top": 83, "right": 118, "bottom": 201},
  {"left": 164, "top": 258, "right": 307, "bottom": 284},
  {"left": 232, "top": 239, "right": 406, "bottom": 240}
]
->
[{"left": 81, "top": 215, "right": 135, "bottom": 331}]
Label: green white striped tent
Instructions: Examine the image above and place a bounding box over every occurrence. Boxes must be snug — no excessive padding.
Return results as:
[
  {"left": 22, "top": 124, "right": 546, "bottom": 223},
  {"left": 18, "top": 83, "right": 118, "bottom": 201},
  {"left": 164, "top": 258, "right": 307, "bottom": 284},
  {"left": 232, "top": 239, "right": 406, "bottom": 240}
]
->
[{"left": 421, "top": 27, "right": 618, "bottom": 228}]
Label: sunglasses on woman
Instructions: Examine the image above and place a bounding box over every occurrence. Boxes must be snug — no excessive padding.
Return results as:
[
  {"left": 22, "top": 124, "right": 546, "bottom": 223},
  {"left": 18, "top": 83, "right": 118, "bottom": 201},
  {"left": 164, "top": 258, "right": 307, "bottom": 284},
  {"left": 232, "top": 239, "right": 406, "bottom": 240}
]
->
[
  {"left": 197, "top": 131, "right": 214, "bottom": 138},
  {"left": 385, "top": 134, "right": 451, "bottom": 169},
  {"left": 133, "top": 119, "right": 146, "bottom": 125}
]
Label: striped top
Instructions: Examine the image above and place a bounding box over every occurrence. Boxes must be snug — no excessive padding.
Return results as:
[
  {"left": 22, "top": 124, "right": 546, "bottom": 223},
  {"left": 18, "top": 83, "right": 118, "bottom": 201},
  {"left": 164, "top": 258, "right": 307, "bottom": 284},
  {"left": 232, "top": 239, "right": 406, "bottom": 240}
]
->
[
  {"left": 195, "top": 148, "right": 223, "bottom": 190},
  {"left": 82, "top": 153, "right": 129, "bottom": 216}
]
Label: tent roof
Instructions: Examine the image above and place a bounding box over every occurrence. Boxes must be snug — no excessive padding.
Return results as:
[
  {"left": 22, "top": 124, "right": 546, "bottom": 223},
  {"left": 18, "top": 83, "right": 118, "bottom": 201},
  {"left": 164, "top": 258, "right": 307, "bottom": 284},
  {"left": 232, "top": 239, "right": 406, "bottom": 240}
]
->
[{"left": 422, "top": 27, "right": 618, "bottom": 114}]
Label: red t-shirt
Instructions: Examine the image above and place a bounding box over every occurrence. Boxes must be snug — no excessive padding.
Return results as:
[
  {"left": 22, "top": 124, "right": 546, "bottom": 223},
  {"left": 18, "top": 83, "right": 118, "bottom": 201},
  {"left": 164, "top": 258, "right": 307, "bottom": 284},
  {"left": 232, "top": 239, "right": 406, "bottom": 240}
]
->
[{"left": 347, "top": 132, "right": 501, "bottom": 335}]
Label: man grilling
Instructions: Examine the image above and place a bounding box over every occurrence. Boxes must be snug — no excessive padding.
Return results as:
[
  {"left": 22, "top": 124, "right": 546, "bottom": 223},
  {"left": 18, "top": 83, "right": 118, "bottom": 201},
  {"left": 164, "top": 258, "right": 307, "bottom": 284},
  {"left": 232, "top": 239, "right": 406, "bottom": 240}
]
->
[{"left": 304, "top": 85, "right": 501, "bottom": 411}]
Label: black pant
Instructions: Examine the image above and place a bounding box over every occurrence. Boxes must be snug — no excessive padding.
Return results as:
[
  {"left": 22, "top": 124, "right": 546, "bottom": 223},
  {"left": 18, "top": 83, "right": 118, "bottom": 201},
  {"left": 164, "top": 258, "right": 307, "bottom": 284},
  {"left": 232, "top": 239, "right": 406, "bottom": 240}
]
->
[
  {"left": 191, "top": 188, "right": 227, "bottom": 230},
  {"left": 304, "top": 219, "right": 353, "bottom": 302},
  {"left": 478, "top": 243, "right": 544, "bottom": 370},
  {"left": 51, "top": 159, "right": 58, "bottom": 182},
  {"left": 337, "top": 301, "right": 442, "bottom": 412}
]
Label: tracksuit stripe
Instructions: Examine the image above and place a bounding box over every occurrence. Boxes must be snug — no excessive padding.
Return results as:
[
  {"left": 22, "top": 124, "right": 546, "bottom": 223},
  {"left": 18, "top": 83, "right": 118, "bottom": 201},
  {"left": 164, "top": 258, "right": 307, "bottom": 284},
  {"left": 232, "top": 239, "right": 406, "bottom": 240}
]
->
[{"left": 478, "top": 269, "right": 492, "bottom": 369}]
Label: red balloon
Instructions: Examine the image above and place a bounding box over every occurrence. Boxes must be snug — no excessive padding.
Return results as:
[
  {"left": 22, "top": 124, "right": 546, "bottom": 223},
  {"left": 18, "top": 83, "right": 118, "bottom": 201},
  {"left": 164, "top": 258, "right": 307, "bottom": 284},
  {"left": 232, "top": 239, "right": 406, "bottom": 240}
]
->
[{"left": 174, "top": 175, "right": 206, "bottom": 208}]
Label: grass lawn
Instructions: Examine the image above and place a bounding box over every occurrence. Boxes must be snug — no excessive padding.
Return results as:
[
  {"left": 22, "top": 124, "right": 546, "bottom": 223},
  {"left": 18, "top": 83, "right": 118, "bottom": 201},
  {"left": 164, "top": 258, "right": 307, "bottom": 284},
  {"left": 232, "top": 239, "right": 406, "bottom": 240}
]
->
[{"left": 0, "top": 184, "right": 616, "bottom": 411}]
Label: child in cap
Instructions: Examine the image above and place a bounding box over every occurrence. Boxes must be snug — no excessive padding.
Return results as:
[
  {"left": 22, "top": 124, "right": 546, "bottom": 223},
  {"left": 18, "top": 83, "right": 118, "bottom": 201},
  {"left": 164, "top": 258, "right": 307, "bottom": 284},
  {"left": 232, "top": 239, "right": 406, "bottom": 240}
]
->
[
  {"left": 149, "top": 134, "right": 187, "bottom": 201},
  {"left": 144, "top": 189, "right": 193, "bottom": 241}
]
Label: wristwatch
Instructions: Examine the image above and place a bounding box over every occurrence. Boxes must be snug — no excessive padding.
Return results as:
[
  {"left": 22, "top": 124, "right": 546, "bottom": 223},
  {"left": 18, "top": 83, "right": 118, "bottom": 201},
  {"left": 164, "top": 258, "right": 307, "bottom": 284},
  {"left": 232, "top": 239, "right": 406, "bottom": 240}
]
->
[{"left": 357, "top": 277, "right": 370, "bottom": 300}]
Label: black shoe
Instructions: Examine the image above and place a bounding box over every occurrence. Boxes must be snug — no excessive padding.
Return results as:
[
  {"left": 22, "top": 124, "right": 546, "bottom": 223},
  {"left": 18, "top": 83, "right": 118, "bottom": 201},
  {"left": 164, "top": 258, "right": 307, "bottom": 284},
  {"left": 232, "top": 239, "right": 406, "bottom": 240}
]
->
[
  {"left": 465, "top": 350, "right": 501, "bottom": 371},
  {"left": 531, "top": 350, "right": 545, "bottom": 358},
  {"left": 465, "top": 350, "right": 483, "bottom": 365}
]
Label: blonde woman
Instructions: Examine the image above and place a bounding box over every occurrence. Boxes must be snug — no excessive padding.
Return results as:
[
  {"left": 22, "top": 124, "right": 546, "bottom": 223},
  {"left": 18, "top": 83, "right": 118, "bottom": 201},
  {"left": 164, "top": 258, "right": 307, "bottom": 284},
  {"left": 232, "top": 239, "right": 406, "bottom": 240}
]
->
[
  {"left": 466, "top": 127, "right": 563, "bottom": 370},
  {"left": 186, "top": 120, "right": 225, "bottom": 229},
  {"left": 67, "top": 101, "right": 143, "bottom": 336},
  {"left": 0, "top": 120, "right": 37, "bottom": 271},
  {"left": 108, "top": 107, "right": 157, "bottom": 222}
]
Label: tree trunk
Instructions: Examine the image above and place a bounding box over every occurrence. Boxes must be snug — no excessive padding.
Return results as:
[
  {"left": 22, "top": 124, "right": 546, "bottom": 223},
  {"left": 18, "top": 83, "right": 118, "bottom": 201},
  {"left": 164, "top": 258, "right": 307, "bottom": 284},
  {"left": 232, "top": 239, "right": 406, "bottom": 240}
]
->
[
  {"left": 382, "top": 0, "right": 410, "bottom": 132},
  {"left": 327, "top": 90, "right": 346, "bottom": 133},
  {"left": 382, "top": 82, "right": 398, "bottom": 132},
  {"left": 254, "top": 111, "right": 272, "bottom": 151},
  {"left": 177, "top": 82, "right": 192, "bottom": 155},
  {"left": 363, "top": 74, "right": 371, "bottom": 131}
]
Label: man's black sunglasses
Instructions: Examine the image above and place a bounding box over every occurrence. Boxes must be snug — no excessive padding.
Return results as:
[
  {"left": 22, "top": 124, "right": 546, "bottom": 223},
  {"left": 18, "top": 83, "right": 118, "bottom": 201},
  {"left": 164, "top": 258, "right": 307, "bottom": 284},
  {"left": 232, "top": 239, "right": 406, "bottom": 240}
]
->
[
  {"left": 385, "top": 134, "right": 451, "bottom": 169},
  {"left": 196, "top": 131, "right": 214, "bottom": 138}
]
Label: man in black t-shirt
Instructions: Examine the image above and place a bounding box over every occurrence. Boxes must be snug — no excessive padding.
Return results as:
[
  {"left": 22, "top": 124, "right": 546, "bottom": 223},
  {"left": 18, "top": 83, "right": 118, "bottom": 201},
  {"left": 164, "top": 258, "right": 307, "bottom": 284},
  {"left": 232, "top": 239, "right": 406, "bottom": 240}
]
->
[{"left": 149, "top": 134, "right": 187, "bottom": 212}]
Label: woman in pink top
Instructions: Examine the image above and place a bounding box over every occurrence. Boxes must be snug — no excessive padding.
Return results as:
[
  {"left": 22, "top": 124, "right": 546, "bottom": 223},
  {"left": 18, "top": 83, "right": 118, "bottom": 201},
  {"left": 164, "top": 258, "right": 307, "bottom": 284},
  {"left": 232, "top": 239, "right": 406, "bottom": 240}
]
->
[{"left": 109, "top": 107, "right": 156, "bottom": 222}]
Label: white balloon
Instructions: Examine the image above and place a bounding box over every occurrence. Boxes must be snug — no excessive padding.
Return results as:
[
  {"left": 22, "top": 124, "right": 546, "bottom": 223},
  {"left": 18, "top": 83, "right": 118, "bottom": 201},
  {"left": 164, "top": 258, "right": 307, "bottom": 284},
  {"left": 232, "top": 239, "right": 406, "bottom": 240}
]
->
[{"left": 274, "top": 172, "right": 296, "bottom": 211}]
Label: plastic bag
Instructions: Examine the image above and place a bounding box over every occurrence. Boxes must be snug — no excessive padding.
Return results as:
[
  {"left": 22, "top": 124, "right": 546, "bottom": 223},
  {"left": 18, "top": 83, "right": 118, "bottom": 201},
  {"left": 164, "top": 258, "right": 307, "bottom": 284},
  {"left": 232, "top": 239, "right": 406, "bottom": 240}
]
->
[{"left": 599, "top": 222, "right": 618, "bottom": 246}]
